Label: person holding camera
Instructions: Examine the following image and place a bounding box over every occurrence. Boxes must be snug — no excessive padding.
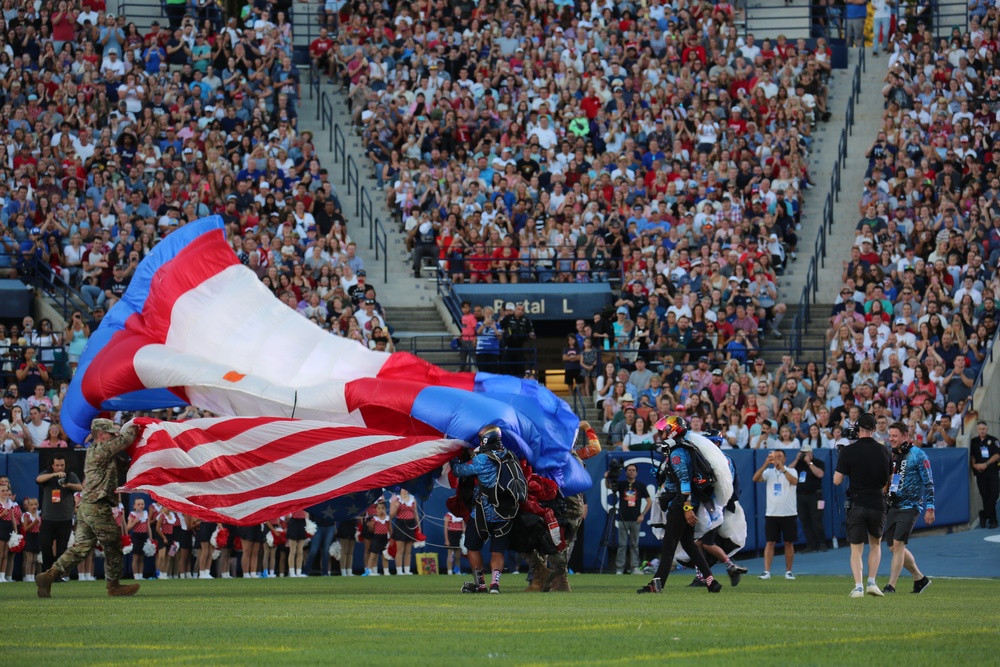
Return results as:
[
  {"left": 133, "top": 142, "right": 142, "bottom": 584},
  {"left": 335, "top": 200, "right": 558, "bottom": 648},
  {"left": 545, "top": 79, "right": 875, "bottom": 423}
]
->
[
  {"left": 35, "top": 454, "right": 82, "bottom": 574},
  {"left": 637, "top": 416, "right": 721, "bottom": 594},
  {"left": 37, "top": 419, "right": 141, "bottom": 598},
  {"left": 614, "top": 463, "right": 650, "bottom": 575},
  {"left": 753, "top": 449, "right": 799, "bottom": 580},
  {"left": 792, "top": 445, "right": 827, "bottom": 553},
  {"left": 834, "top": 413, "right": 892, "bottom": 598},
  {"left": 882, "top": 422, "right": 935, "bottom": 594}
]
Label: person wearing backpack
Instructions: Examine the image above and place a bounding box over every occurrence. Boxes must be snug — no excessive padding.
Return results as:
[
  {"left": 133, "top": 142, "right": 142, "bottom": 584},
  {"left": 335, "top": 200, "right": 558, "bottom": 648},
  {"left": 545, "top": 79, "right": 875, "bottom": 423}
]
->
[
  {"left": 752, "top": 449, "right": 799, "bottom": 581},
  {"left": 637, "top": 416, "right": 722, "bottom": 594},
  {"left": 452, "top": 424, "right": 527, "bottom": 594}
]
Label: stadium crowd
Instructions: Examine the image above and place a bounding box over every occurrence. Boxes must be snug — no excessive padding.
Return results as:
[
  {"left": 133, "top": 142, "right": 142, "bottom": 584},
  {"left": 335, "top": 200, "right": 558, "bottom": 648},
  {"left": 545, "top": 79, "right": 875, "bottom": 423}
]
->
[
  {"left": 1, "top": 0, "right": 998, "bottom": 584},
  {"left": 0, "top": 0, "right": 398, "bottom": 450},
  {"left": 551, "top": 4, "right": 1000, "bottom": 456}
]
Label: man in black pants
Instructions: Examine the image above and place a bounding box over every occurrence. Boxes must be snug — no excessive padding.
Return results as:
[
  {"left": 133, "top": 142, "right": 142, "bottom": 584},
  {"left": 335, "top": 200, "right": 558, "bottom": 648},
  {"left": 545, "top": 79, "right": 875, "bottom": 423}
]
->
[
  {"left": 792, "top": 444, "right": 827, "bottom": 552},
  {"left": 834, "top": 413, "right": 891, "bottom": 598},
  {"left": 970, "top": 420, "right": 1000, "bottom": 529},
  {"left": 36, "top": 455, "right": 82, "bottom": 574},
  {"left": 638, "top": 416, "right": 721, "bottom": 594}
]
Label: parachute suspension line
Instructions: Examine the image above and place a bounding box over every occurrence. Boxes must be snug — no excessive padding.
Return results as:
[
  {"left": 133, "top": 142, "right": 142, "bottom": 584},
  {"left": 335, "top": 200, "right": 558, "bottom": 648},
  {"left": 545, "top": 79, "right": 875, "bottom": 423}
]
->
[{"left": 291, "top": 390, "right": 298, "bottom": 419}]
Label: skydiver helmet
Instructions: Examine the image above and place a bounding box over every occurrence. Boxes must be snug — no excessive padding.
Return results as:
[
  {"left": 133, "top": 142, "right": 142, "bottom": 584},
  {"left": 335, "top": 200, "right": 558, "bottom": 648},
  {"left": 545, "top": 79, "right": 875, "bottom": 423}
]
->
[
  {"left": 477, "top": 424, "right": 503, "bottom": 451},
  {"left": 655, "top": 415, "right": 689, "bottom": 442}
]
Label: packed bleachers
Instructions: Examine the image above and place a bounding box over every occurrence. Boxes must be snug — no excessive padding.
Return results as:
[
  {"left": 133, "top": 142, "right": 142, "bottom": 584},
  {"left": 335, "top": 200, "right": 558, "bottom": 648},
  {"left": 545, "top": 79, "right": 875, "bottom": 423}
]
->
[
  {"left": 827, "top": 6, "right": 999, "bottom": 446},
  {"left": 325, "top": 0, "right": 852, "bottom": 447},
  {"left": 0, "top": 0, "right": 396, "bottom": 449}
]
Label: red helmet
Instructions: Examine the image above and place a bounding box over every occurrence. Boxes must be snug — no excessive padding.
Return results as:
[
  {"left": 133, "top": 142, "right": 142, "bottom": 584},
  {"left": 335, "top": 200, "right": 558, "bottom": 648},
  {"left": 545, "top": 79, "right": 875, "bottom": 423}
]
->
[{"left": 655, "top": 415, "right": 688, "bottom": 441}]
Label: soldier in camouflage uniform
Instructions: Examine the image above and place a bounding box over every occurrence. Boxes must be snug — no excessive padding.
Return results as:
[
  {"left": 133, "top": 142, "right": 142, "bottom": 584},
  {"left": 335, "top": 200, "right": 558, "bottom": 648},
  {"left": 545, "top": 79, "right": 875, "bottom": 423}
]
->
[
  {"left": 37, "top": 418, "right": 141, "bottom": 598},
  {"left": 525, "top": 421, "right": 600, "bottom": 593}
]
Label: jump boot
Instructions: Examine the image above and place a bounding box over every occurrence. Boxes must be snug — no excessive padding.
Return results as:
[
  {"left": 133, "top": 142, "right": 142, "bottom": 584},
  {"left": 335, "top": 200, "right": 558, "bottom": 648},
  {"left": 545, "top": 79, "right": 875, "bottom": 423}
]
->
[{"left": 107, "top": 580, "right": 141, "bottom": 597}]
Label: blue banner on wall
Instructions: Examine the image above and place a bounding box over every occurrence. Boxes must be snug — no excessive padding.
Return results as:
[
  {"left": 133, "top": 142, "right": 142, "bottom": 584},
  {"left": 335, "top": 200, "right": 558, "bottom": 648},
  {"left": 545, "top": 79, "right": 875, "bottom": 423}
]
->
[
  {"left": 452, "top": 283, "right": 614, "bottom": 321},
  {"left": 0, "top": 447, "right": 970, "bottom": 575}
]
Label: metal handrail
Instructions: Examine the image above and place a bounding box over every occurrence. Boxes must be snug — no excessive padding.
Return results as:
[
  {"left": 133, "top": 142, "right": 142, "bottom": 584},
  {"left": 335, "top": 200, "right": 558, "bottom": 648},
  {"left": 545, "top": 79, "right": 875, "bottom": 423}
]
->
[
  {"left": 374, "top": 219, "right": 388, "bottom": 284},
  {"left": 789, "top": 45, "right": 864, "bottom": 364}
]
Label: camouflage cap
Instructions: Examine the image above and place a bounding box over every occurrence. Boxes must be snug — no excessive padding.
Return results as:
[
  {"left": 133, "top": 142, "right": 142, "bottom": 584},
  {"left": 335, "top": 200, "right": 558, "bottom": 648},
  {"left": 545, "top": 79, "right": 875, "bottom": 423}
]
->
[{"left": 91, "top": 418, "right": 118, "bottom": 434}]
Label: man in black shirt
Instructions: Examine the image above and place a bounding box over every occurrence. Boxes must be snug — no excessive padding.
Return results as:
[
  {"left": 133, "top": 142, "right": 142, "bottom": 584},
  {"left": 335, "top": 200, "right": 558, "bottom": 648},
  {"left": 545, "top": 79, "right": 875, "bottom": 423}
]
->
[
  {"left": 792, "top": 445, "right": 827, "bottom": 552},
  {"left": 834, "top": 413, "right": 891, "bottom": 598},
  {"left": 614, "top": 464, "right": 650, "bottom": 575},
  {"left": 970, "top": 420, "right": 1000, "bottom": 529},
  {"left": 36, "top": 455, "right": 83, "bottom": 573}
]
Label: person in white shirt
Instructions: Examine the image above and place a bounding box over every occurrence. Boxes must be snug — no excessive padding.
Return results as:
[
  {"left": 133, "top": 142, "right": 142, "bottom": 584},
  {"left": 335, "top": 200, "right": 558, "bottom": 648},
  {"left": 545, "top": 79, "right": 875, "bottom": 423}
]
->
[
  {"left": 753, "top": 449, "right": 799, "bottom": 580},
  {"left": 528, "top": 115, "right": 558, "bottom": 149},
  {"left": 953, "top": 274, "right": 983, "bottom": 305},
  {"left": 871, "top": 0, "right": 893, "bottom": 57},
  {"left": 100, "top": 50, "right": 126, "bottom": 79}
]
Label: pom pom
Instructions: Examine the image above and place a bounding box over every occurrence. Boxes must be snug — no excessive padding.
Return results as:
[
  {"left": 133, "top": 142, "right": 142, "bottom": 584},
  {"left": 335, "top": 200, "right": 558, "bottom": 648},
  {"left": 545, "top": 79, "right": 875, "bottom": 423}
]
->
[
  {"left": 329, "top": 541, "right": 341, "bottom": 561},
  {"left": 383, "top": 540, "right": 397, "bottom": 561},
  {"left": 93, "top": 544, "right": 105, "bottom": 559},
  {"left": 354, "top": 528, "right": 361, "bottom": 542},
  {"left": 233, "top": 537, "right": 243, "bottom": 552},
  {"left": 120, "top": 533, "right": 132, "bottom": 549},
  {"left": 266, "top": 531, "right": 274, "bottom": 548},
  {"left": 122, "top": 544, "right": 133, "bottom": 556},
  {"left": 67, "top": 532, "right": 76, "bottom": 549},
  {"left": 211, "top": 526, "right": 229, "bottom": 549},
  {"left": 36, "top": 552, "right": 43, "bottom": 563},
  {"left": 413, "top": 527, "right": 427, "bottom": 549},
  {"left": 143, "top": 539, "right": 158, "bottom": 557},
  {"left": 7, "top": 532, "right": 24, "bottom": 553},
  {"left": 459, "top": 533, "right": 467, "bottom": 555},
  {"left": 271, "top": 529, "right": 286, "bottom": 547},
  {"left": 304, "top": 519, "right": 317, "bottom": 537},
  {"left": 212, "top": 548, "right": 221, "bottom": 561}
]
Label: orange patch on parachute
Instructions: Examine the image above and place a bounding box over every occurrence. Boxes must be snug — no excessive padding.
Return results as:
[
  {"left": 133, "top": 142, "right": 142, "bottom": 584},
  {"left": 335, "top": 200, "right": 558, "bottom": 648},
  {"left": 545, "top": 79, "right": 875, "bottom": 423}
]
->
[{"left": 223, "top": 371, "right": 246, "bottom": 382}]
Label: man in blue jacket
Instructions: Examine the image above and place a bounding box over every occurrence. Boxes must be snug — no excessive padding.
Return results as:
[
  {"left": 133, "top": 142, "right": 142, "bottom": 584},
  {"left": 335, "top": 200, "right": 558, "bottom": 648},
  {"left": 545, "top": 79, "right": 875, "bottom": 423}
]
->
[
  {"left": 452, "top": 424, "right": 524, "bottom": 594},
  {"left": 883, "top": 422, "right": 935, "bottom": 594}
]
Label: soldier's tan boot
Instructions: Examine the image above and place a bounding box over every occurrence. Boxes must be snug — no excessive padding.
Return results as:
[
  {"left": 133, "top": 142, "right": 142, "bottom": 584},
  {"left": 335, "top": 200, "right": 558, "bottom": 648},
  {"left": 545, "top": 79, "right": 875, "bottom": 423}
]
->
[
  {"left": 107, "top": 579, "right": 141, "bottom": 597},
  {"left": 524, "top": 563, "right": 550, "bottom": 592},
  {"left": 548, "top": 572, "right": 571, "bottom": 592},
  {"left": 36, "top": 567, "right": 62, "bottom": 598}
]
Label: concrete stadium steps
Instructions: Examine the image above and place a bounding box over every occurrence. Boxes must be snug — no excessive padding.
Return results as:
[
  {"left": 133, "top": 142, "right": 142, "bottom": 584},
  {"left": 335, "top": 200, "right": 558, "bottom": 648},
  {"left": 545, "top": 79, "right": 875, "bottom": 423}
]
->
[
  {"left": 388, "top": 306, "right": 462, "bottom": 368},
  {"left": 299, "top": 89, "right": 440, "bottom": 309},
  {"left": 777, "top": 51, "right": 860, "bottom": 304}
]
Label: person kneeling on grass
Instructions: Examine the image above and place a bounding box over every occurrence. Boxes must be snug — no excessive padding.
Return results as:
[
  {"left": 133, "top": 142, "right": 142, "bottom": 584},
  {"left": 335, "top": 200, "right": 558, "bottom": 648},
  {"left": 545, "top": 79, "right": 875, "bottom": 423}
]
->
[{"left": 451, "top": 424, "right": 527, "bottom": 594}]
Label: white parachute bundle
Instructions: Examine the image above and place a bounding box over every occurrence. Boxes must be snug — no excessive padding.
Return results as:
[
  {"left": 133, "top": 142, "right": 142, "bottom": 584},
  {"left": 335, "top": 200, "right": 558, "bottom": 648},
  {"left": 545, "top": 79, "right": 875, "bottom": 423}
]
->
[
  {"left": 718, "top": 501, "right": 748, "bottom": 552},
  {"left": 685, "top": 431, "right": 734, "bottom": 509}
]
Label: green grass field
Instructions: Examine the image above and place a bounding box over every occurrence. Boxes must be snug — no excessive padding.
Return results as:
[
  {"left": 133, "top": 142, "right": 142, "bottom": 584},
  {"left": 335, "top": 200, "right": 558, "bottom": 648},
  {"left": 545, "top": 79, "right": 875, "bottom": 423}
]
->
[{"left": 5, "top": 574, "right": 999, "bottom": 666}]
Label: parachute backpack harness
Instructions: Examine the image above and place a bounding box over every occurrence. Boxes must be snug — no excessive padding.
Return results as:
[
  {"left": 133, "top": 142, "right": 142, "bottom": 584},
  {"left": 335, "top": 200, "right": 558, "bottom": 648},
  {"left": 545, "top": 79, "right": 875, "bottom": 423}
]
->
[
  {"left": 474, "top": 424, "right": 528, "bottom": 540},
  {"left": 653, "top": 416, "right": 725, "bottom": 508}
]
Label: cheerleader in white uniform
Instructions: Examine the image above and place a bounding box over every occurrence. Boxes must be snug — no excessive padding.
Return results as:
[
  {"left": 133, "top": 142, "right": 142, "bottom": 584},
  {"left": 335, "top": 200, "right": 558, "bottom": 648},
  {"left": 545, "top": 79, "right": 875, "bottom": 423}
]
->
[
  {"left": 126, "top": 498, "right": 149, "bottom": 580},
  {"left": 21, "top": 497, "right": 41, "bottom": 582},
  {"left": 364, "top": 499, "right": 390, "bottom": 576},
  {"left": 390, "top": 489, "right": 420, "bottom": 575},
  {"left": 286, "top": 509, "right": 308, "bottom": 577},
  {"left": 0, "top": 484, "right": 21, "bottom": 583}
]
